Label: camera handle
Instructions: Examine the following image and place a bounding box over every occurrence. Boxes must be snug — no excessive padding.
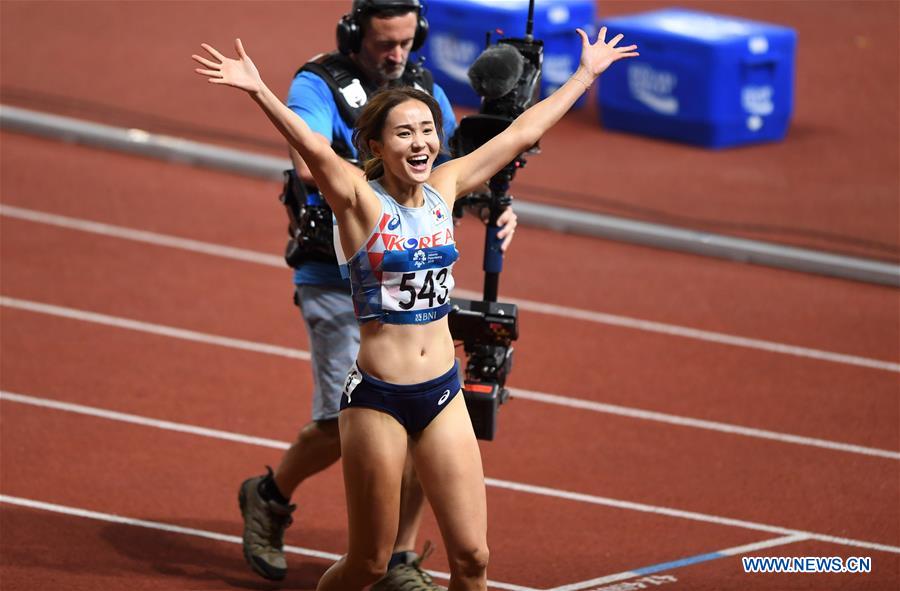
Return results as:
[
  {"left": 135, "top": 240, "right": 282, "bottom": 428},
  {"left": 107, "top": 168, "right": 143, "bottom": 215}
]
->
[{"left": 482, "top": 167, "right": 515, "bottom": 302}]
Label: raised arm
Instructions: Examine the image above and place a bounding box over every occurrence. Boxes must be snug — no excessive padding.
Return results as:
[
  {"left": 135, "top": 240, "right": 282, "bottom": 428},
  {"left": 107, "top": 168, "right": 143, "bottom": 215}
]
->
[
  {"left": 432, "top": 27, "right": 638, "bottom": 198},
  {"left": 192, "top": 39, "right": 363, "bottom": 215}
]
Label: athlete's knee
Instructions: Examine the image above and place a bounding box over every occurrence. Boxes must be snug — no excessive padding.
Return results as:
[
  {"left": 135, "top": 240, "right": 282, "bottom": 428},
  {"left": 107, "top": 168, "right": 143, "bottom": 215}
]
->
[{"left": 448, "top": 544, "right": 489, "bottom": 578}]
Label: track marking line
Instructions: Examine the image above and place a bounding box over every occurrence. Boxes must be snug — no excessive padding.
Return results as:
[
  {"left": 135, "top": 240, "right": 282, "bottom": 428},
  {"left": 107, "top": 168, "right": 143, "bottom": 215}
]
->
[
  {"left": 0, "top": 494, "right": 337, "bottom": 560},
  {"left": 3, "top": 296, "right": 897, "bottom": 461},
  {"left": 2, "top": 204, "right": 897, "bottom": 373},
  {"left": 3, "top": 391, "right": 898, "bottom": 556},
  {"left": 483, "top": 478, "right": 900, "bottom": 555},
  {"left": 510, "top": 388, "right": 900, "bottom": 461},
  {"left": 0, "top": 296, "right": 309, "bottom": 361},
  {"left": 0, "top": 494, "right": 535, "bottom": 591},
  {"left": 0, "top": 390, "right": 290, "bottom": 450},
  {"left": 501, "top": 297, "right": 900, "bottom": 373},
  {"left": 0, "top": 203, "right": 285, "bottom": 267},
  {"left": 547, "top": 533, "right": 809, "bottom": 591}
]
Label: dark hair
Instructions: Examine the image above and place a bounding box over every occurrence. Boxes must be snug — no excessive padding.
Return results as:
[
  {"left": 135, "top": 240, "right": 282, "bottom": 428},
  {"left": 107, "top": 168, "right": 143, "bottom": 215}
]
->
[
  {"left": 356, "top": 0, "right": 420, "bottom": 26},
  {"left": 360, "top": 5, "right": 416, "bottom": 26},
  {"left": 353, "top": 87, "right": 444, "bottom": 180},
  {"left": 335, "top": 0, "right": 427, "bottom": 55}
]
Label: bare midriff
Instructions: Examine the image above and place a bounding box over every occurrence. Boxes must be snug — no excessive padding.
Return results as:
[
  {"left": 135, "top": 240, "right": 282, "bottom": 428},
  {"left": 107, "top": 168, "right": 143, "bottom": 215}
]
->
[{"left": 356, "top": 317, "right": 456, "bottom": 384}]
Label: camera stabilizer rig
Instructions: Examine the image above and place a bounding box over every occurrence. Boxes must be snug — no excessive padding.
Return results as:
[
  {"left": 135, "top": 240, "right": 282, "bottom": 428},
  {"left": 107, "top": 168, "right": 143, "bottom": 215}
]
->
[{"left": 448, "top": 0, "right": 543, "bottom": 440}]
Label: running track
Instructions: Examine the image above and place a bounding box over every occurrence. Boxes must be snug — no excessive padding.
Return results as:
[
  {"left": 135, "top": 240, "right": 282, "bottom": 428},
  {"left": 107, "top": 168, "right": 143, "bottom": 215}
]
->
[{"left": 2, "top": 1, "right": 899, "bottom": 590}]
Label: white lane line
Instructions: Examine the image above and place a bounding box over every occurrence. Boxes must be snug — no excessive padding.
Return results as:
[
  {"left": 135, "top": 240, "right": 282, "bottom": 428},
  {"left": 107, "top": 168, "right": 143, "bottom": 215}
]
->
[
  {"left": 0, "top": 494, "right": 536, "bottom": 591},
  {"left": 547, "top": 534, "right": 809, "bottom": 591},
  {"left": 3, "top": 391, "right": 897, "bottom": 557},
  {"left": 3, "top": 204, "right": 897, "bottom": 373},
  {"left": 0, "top": 296, "right": 309, "bottom": 361},
  {"left": 0, "top": 203, "right": 285, "bottom": 267},
  {"left": 484, "top": 478, "right": 900, "bottom": 555},
  {"left": 3, "top": 296, "right": 897, "bottom": 461},
  {"left": 0, "top": 391, "right": 290, "bottom": 450},
  {"left": 498, "top": 297, "right": 900, "bottom": 373},
  {"left": 713, "top": 534, "right": 811, "bottom": 556},
  {"left": 511, "top": 389, "right": 900, "bottom": 461},
  {"left": 0, "top": 494, "right": 339, "bottom": 561}
]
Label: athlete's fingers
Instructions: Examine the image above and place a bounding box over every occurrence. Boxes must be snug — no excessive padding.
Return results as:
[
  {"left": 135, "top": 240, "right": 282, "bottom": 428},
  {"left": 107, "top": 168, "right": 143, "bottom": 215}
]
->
[
  {"left": 576, "top": 28, "right": 590, "bottom": 47},
  {"left": 194, "top": 67, "right": 222, "bottom": 77},
  {"left": 200, "top": 43, "right": 226, "bottom": 62},
  {"left": 192, "top": 54, "right": 219, "bottom": 69},
  {"left": 235, "top": 38, "right": 248, "bottom": 59}
]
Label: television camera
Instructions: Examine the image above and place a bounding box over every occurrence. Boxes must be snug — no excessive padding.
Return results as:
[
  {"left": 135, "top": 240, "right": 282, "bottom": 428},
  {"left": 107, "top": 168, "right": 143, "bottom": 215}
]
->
[{"left": 448, "top": 0, "right": 543, "bottom": 440}]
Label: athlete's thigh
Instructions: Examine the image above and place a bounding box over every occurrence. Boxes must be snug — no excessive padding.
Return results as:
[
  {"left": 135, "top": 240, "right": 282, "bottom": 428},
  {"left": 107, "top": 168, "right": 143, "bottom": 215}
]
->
[
  {"left": 410, "top": 394, "right": 487, "bottom": 552},
  {"left": 339, "top": 407, "right": 409, "bottom": 558}
]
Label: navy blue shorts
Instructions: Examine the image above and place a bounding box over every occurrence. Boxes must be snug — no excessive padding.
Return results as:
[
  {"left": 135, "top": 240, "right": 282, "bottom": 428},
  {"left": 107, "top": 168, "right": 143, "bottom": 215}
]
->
[{"left": 340, "top": 361, "right": 461, "bottom": 434}]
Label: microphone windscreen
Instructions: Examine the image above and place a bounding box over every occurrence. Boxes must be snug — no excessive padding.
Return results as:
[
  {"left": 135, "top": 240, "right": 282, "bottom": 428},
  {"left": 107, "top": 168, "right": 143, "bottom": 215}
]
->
[{"left": 467, "top": 44, "right": 524, "bottom": 100}]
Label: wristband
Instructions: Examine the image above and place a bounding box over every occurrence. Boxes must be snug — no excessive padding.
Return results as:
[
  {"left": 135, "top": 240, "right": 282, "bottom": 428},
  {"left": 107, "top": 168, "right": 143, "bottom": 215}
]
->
[{"left": 571, "top": 74, "right": 594, "bottom": 89}]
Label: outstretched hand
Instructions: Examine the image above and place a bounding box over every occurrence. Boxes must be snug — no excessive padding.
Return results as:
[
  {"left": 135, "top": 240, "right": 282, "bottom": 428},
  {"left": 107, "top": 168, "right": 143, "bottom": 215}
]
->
[
  {"left": 192, "top": 39, "right": 262, "bottom": 94},
  {"left": 575, "top": 26, "right": 639, "bottom": 79}
]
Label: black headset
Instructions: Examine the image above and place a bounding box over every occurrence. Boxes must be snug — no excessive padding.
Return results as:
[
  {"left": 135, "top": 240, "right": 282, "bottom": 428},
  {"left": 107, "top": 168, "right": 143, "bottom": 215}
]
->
[{"left": 336, "top": 0, "right": 428, "bottom": 56}]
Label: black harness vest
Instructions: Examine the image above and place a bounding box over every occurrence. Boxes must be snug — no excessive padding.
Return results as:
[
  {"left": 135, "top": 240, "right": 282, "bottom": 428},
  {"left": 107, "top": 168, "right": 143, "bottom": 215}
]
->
[{"left": 298, "top": 51, "right": 435, "bottom": 157}]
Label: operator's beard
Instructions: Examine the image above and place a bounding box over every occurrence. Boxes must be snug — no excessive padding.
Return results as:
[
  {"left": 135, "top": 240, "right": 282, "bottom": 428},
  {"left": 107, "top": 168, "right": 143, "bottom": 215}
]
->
[{"left": 380, "top": 63, "right": 406, "bottom": 86}]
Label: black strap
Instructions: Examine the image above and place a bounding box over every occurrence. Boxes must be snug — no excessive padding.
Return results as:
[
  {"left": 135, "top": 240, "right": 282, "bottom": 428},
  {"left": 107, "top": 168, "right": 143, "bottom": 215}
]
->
[
  {"left": 299, "top": 52, "right": 376, "bottom": 131},
  {"left": 298, "top": 51, "right": 436, "bottom": 133},
  {"left": 398, "top": 59, "right": 434, "bottom": 96},
  {"left": 279, "top": 170, "right": 305, "bottom": 239}
]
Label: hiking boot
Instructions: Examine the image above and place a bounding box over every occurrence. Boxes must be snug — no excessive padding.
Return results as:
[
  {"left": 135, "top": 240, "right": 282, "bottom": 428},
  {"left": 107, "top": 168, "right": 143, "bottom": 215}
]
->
[
  {"left": 372, "top": 541, "right": 446, "bottom": 591},
  {"left": 237, "top": 468, "right": 296, "bottom": 581}
]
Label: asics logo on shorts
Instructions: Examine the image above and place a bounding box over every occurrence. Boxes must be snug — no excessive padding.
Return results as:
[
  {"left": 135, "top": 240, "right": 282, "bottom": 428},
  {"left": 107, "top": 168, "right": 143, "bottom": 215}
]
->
[
  {"left": 437, "top": 389, "right": 451, "bottom": 406},
  {"left": 343, "top": 366, "right": 362, "bottom": 404}
]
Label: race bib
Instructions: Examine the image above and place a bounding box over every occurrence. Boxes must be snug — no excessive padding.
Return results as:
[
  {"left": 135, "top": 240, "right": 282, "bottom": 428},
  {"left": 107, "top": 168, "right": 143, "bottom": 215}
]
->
[{"left": 380, "top": 245, "right": 457, "bottom": 324}]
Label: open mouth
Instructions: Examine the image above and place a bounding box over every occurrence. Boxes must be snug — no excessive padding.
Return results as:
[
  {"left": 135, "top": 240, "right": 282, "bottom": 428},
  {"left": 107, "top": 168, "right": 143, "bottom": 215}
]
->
[{"left": 407, "top": 154, "right": 429, "bottom": 172}]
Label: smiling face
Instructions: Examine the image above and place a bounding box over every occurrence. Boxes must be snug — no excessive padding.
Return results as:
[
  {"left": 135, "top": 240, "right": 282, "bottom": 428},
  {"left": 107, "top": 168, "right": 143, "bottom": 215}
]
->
[{"left": 368, "top": 99, "right": 440, "bottom": 189}]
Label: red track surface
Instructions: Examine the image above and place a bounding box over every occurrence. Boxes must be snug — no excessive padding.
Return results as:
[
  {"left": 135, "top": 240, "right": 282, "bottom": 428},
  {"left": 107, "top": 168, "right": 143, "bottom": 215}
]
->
[{"left": 2, "top": 2, "right": 898, "bottom": 590}]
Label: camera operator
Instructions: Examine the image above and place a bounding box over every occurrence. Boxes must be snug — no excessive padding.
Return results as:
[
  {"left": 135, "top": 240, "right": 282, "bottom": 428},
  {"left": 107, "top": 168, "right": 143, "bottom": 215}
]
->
[{"left": 237, "top": 1, "right": 516, "bottom": 588}]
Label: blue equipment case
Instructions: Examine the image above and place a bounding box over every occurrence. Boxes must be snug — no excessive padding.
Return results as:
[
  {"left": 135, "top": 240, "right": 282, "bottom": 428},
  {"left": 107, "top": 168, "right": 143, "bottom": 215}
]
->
[
  {"left": 421, "top": 0, "right": 596, "bottom": 108},
  {"left": 597, "top": 9, "right": 797, "bottom": 148}
]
